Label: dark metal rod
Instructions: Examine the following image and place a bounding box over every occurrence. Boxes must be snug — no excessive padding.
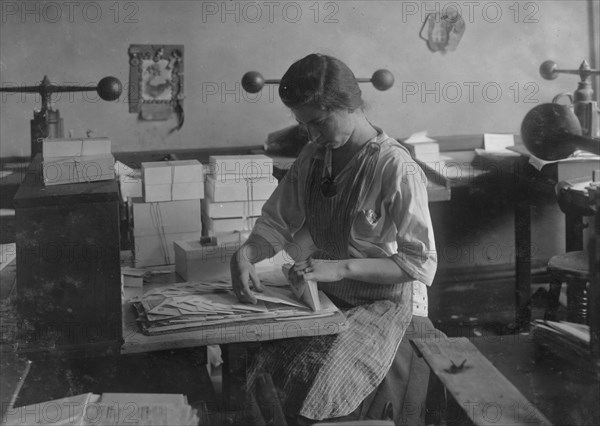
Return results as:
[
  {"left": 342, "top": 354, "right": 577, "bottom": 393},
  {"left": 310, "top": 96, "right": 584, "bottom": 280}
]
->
[
  {"left": 258, "top": 77, "right": 375, "bottom": 84},
  {"left": 555, "top": 68, "right": 600, "bottom": 75},
  {"left": 0, "top": 86, "right": 97, "bottom": 93}
]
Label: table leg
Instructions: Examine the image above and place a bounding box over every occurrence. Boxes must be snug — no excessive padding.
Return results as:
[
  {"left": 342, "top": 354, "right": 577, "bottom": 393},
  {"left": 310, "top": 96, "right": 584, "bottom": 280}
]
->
[
  {"left": 565, "top": 212, "right": 584, "bottom": 252},
  {"left": 515, "top": 175, "right": 532, "bottom": 328}
]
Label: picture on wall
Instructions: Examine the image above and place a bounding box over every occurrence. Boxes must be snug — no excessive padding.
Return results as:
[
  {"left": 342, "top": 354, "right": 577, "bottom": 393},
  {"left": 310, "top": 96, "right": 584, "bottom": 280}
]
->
[{"left": 128, "top": 44, "right": 184, "bottom": 127}]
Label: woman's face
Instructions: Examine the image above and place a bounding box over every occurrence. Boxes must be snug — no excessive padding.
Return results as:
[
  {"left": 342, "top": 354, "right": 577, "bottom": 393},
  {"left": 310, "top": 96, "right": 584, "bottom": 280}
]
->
[{"left": 291, "top": 104, "right": 355, "bottom": 150}]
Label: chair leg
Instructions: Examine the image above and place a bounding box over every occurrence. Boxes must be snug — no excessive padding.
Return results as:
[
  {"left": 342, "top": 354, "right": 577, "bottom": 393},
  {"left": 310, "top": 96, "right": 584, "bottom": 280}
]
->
[
  {"left": 381, "top": 401, "right": 393, "bottom": 421},
  {"left": 567, "top": 279, "right": 589, "bottom": 324},
  {"left": 545, "top": 279, "right": 562, "bottom": 321}
]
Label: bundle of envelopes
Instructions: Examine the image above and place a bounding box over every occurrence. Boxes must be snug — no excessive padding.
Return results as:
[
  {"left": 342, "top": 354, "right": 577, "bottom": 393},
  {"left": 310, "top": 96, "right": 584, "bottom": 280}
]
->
[
  {"left": 3, "top": 392, "right": 198, "bottom": 426},
  {"left": 130, "top": 281, "right": 336, "bottom": 335}
]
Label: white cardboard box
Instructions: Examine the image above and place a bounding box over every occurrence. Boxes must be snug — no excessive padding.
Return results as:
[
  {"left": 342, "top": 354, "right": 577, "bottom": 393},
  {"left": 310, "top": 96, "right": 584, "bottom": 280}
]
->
[
  {"left": 130, "top": 197, "right": 201, "bottom": 236},
  {"left": 43, "top": 137, "right": 112, "bottom": 158},
  {"left": 208, "top": 154, "right": 273, "bottom": 182},
  {"left": 174, "top": 240, "right": 243, "bottom": 281},
  {"left": 142, "top": 160, "right": 204, "bottom": 202},
  {"left": 42, "top": 155, "right": 115, "bottom": 186},
  {"left": 134, "top": 231, "right": 202, "bottom": 267},
  {"left": 143, "top": 182, "right": 204, "bottom": 202},
  {"left": 204, "top": 175, "right": 278, "bottom": 202},
  {"left": 175, "top": 239, "right": 290, "bottom": 281},
  {"left": 202, "top": 199, "right": 265, "bottom": 219},
  {"left": 142, "top": 160, "right": 204, "bottom": 184},
  {"left": 203, "top": 215, "right": 258, "bottom": 235},
  {"left": 211, "top": 231, "right": 251, "bottom": 245}
]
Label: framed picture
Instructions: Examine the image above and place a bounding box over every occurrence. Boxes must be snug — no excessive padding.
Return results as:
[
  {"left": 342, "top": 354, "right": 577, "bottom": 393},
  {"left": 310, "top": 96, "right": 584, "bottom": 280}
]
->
[{"left": 128, "top": 44, "right": 184, "bottom": 121}]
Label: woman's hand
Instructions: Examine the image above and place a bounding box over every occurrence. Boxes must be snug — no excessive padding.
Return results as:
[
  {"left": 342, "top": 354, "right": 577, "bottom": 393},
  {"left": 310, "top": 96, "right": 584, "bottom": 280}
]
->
[
  {"left": 230, "top": 249, "right": 263, "bottom": 304},
  {"left": 288, "top": 260, "right": 308, "bottom": 288},
  {"left": 302, "top": 258, "right": 347, "bottom": 282}
]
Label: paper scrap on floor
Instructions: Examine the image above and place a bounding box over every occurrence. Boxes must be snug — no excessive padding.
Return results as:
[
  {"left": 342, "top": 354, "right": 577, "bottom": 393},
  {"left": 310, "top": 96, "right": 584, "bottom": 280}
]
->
[
  {"left": 0, "top": 243, "right": 16, "bottom": 272},
  {"left": 2, "top": 392, "right": 199, "bottom": 426}
]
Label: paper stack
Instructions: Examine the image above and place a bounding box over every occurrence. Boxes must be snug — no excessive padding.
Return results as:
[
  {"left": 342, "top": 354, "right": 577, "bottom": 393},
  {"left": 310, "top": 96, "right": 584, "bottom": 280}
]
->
[
  {"left": 402, "top": 131, "right": 440, "bottom": 162},
  {"left": 41, "top": 137, "right": 115, "bottom": 186},
  {"left": 129, "top": 281, "right": 333, "bottom": 335},
  {"left": 3, "top": 392, "right": 198, "bottom": 425},
  {"left": 129, "top": 197, "right": 202, "bottom": 267},
  {"left": 282, "top": 263, "right": 321, "bottom": 311},
  {"left": 115, "top": 161, "right": 142, "bottom": 202},
  {"left": 203, "top": 155, "right": 278, "bottom": 237},
  {"left": 475, "top": 133, "right": 520, "bottom": 159}
]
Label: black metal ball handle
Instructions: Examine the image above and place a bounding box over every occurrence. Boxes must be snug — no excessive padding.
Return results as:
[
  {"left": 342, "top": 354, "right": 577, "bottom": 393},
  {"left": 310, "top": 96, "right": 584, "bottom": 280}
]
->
[
  {"left": 540, "top": 60, "right": 599, "bottom": 81},
  {"left": 0, "top": 75, "right": 123, "bottom": 103}
]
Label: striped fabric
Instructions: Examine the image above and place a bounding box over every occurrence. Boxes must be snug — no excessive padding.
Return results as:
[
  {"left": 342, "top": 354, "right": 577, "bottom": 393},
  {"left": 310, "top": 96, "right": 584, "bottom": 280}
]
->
[
  {"left": 247, "top": 138, "right": 413, "bottom": 420},
  {"left": 247, "top": 297, "right": 412, "bottom": 420}
]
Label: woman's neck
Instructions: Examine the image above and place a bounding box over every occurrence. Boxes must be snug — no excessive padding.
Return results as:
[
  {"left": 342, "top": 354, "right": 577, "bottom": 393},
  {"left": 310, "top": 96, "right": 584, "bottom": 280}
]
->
[
  {"left": 329, "top": 115, "right": 377, "bottom": 176},
  {"left": 339, "top": 114, "right": 378, "bottom": 153}
]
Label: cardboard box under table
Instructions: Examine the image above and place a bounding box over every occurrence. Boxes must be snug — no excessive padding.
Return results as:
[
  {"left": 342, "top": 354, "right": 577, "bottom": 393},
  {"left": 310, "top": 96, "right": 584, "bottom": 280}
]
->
[
  {"left": 13, "top": 154, "right": 122, "bottom": 355},
  {"left": 142, "top": 160, "right": 204, "bottom": 202},
  {"left": 130, "top": 197, "right": 202, "bottom": 267}
]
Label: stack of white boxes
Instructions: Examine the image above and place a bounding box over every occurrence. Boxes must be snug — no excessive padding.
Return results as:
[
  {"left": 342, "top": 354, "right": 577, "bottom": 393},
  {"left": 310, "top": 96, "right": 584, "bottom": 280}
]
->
[
  {"left": 131, "top": 160, "right": 204, "bottom": 267},
  {"left": 41, "top": 137, "right": 115, "bottom": 186},
  {"left": 202, "top": 154, "right": 278, "bottom": 239},
  {"left": 174, "top": 155, "right": 279, "bottom": 281}
]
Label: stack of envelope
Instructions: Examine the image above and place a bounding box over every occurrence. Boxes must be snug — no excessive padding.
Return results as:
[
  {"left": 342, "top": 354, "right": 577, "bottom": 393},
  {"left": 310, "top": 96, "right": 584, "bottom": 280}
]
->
[{"left": 130, "top": 281, "right": 323, "bottom": 335}]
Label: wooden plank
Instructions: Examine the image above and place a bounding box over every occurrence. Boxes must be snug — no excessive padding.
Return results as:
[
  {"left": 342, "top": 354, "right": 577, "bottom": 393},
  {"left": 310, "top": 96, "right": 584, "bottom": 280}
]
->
[
  {"left": 411, "top": 337, "right": 552, "bottom": 426},
  {"left": 253, "top": 372, "right": 288, "bottom": 426}
]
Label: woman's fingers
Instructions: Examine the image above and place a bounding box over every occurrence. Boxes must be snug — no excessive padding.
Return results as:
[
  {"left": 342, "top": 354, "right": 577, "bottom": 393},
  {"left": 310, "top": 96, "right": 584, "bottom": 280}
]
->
[
  {"left": 249, "top": 269, "right": 263, "bottom": 293},
  {"left": 295, "top": 260, "right": 309, "bottom": 270},
  {"left": 231, "top": 259, "right": 258, "bottom": 304},
  {"left": 237, "top": 280, "right": 258, "bottom": 304}
]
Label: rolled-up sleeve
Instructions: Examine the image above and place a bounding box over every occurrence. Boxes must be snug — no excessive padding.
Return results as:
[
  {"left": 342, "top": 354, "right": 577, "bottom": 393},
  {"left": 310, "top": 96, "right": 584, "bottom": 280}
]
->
[
  {"left": 388, "top": 159, "right": 437, "bottom": 286},
  {"left": 251, "top": 158, "right": 307, "bottom": 254}
]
